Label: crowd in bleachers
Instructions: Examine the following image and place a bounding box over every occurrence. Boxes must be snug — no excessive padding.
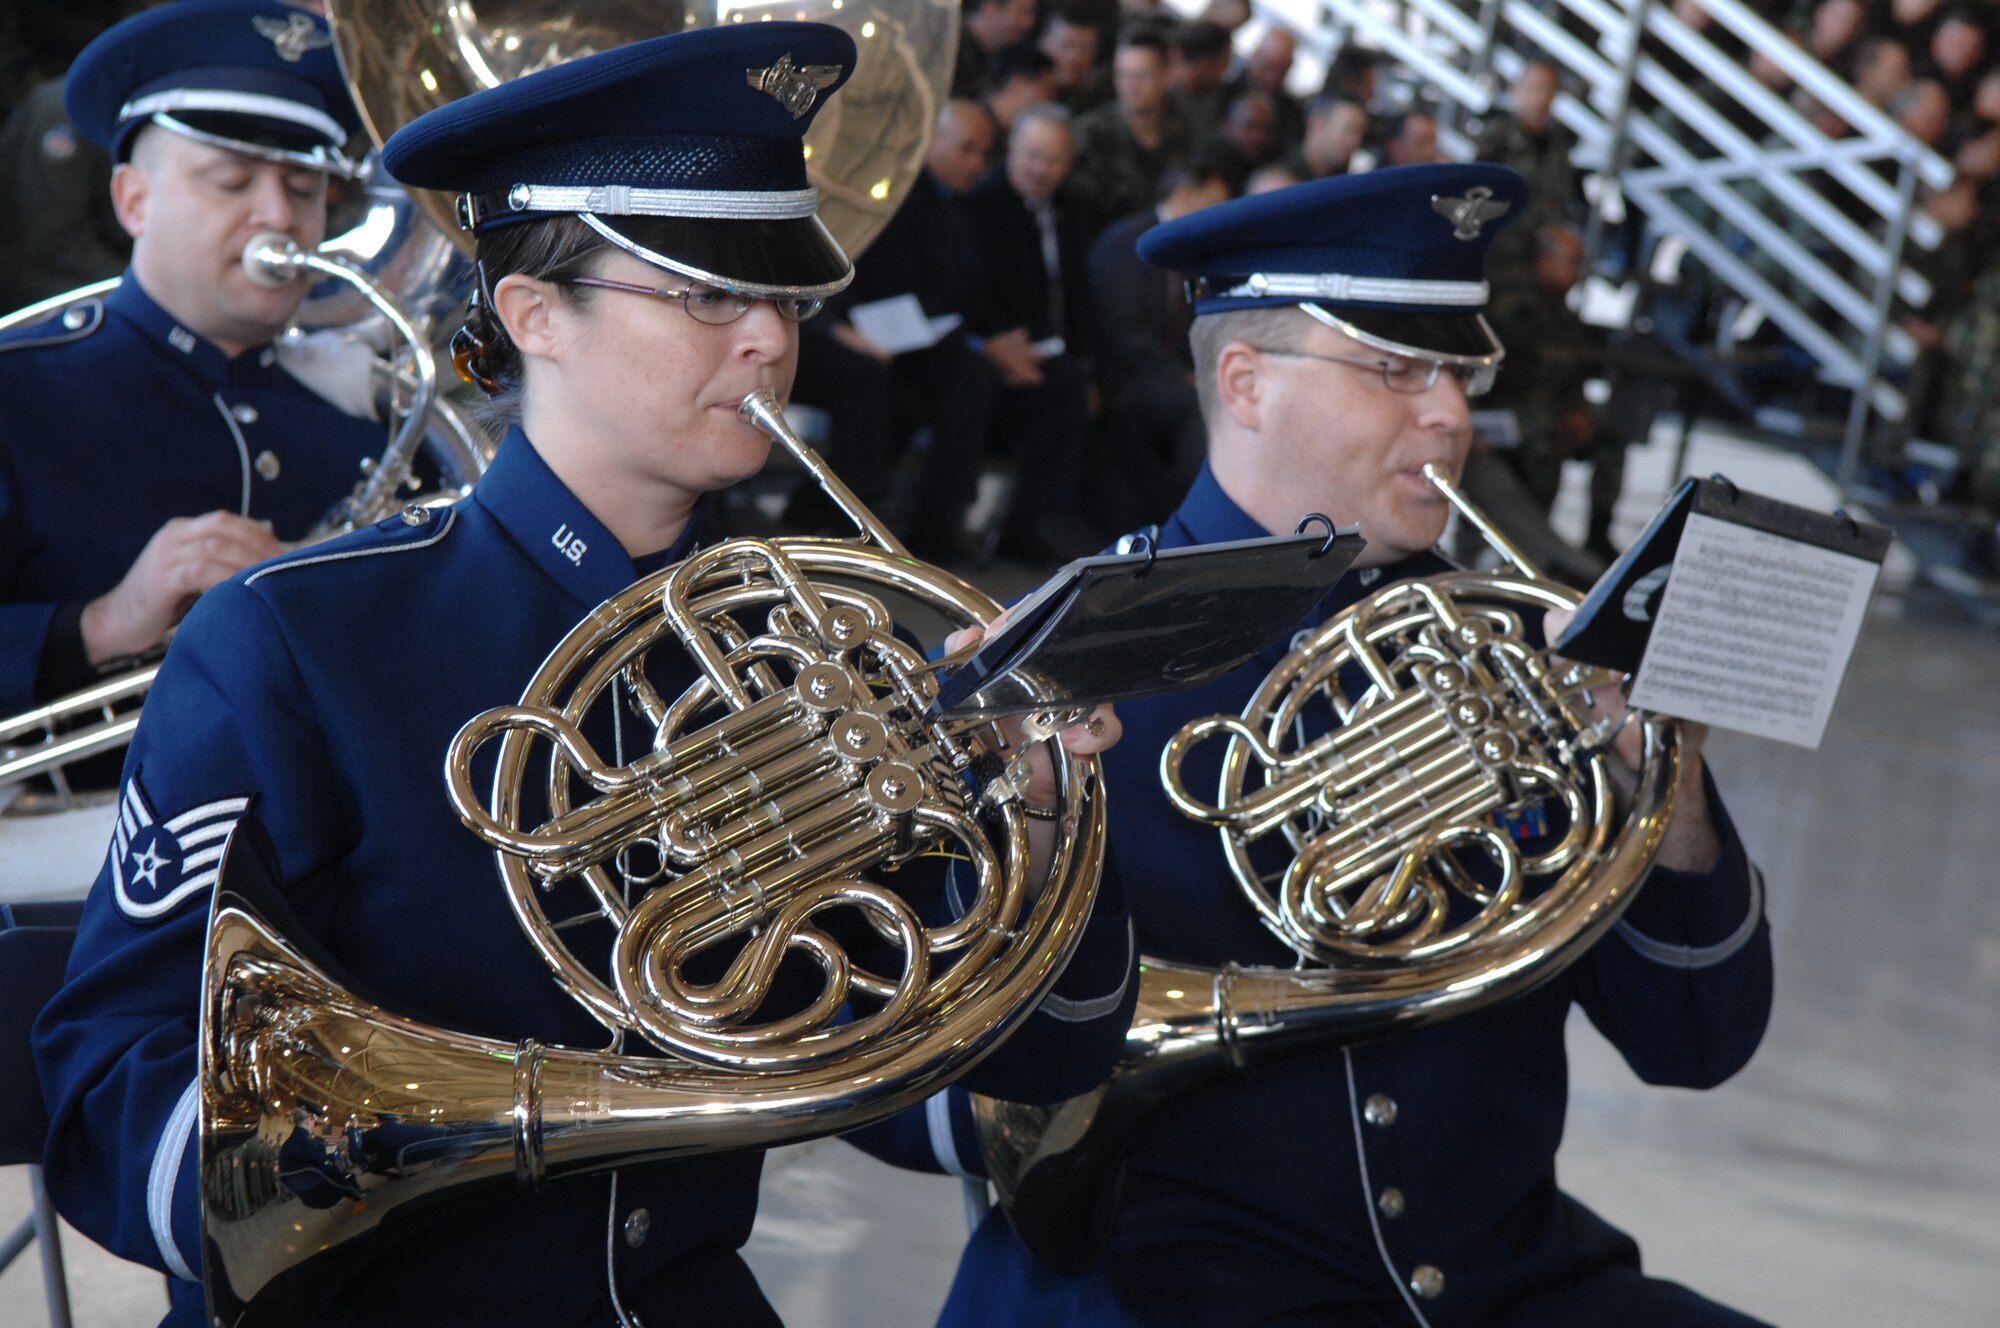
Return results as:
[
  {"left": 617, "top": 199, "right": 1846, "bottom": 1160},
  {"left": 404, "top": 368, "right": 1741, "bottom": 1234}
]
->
[
  {"left": 1657, "top": 1, "right": 2000, "bottom": 521},
  {"left": 8, "top": 1, "right": 2000, "bottom": 570}
]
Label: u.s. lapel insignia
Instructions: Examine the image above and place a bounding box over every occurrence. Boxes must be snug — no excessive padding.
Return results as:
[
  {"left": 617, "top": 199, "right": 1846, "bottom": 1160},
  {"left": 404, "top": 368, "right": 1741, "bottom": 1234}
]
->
[
  {"left": 1431, "top": 186, "right": 1510, "bottom": 241},
  {"left": 252, "top": 13, "right": 332, "bottom": 63},
  {"left": 747, "top": 54, "right": 843, "bottom": 119}
]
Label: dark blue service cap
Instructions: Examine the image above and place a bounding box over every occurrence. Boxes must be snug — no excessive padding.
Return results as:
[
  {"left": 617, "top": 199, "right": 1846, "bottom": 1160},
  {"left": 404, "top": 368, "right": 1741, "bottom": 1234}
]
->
[
  {"left": 1138, "top": 163, "right": 1529, "bottom": 362},
  {"left": 65, "top": 0, "right": 359, "bottom": 172},
  {"left": 381, "top": 23, "right": 858, "bottom": 298}
]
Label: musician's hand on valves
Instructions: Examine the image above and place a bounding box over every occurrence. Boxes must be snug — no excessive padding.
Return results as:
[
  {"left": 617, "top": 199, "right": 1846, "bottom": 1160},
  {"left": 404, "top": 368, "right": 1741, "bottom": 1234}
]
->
[
  {"left": 942, "top": 613, "right": 1121, "bottom": 809},
  {"left": 81, "top": 511, "right": 285, "bottom": 664},
  {"left": 1543, "top": 607, "right": 1721, "bottom": 873}
]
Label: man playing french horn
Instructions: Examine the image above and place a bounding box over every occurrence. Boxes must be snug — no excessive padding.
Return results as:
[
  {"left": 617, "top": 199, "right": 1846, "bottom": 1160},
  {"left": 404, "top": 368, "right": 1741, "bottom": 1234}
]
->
[
  {"left": 33, "top": 18, "right": 1135, "bottom": 1328},
  {"left": 932, "top": 167, "right": 1774, "bottom": 1327},
  {"left": 0, "top": 1, "right": 386, "bottom": 725}
]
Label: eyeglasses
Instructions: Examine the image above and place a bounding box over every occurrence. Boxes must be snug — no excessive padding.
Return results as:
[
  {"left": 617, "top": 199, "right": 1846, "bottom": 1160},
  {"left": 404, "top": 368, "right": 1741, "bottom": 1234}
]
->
[
  {"left": 1255, "top": 347, "right": 1497, "bottom": 399},
  {"left": 565, "top": 275, "right": 826, "bottom": 325}
]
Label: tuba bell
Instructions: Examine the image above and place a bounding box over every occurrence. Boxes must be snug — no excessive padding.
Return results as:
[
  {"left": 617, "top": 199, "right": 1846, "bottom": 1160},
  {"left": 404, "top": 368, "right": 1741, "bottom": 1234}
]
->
[
  {"left": 198, "top": 390, "right": 1107, "bottom": 1323},
  {"left": 974, "top": 464, "right": 1681, "bottom": 1272}
]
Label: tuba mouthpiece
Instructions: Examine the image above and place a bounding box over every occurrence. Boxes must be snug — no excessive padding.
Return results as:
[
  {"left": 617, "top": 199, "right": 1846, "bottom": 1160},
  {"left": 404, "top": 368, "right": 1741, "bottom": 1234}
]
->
[{"left": 240, "top": 231, "right": 303, "bottom": 289}]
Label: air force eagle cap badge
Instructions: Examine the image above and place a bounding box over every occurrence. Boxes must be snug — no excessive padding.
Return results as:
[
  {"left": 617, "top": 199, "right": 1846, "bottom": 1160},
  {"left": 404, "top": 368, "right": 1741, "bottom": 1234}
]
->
[
  {"left": 747, "top": 54, "right": 844, "bottom": 119},
  {"left": 1431, "top": 184, "right": 1512, "bottom": 241}
]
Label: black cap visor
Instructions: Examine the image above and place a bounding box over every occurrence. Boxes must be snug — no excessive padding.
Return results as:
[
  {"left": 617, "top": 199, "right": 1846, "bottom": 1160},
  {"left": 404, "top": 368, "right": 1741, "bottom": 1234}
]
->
[
  {"left": 586, "top": 212, "right": 853, "bottom": 300},
  {"left": 1304, "top": 303, "right": 1504, "bottom": 366},
  {"left": 127, "top": 112, "right": 354, "bottom": 175}
]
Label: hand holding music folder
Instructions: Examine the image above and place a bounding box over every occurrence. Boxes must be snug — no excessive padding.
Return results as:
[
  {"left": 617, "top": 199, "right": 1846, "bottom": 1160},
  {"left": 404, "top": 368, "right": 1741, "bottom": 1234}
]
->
[
  {"left": 929, "top": 524, "right": 1366, "bottom": 721},
  {"left": 1552, "top": 476, "right": 1890, "bottom": 749}
]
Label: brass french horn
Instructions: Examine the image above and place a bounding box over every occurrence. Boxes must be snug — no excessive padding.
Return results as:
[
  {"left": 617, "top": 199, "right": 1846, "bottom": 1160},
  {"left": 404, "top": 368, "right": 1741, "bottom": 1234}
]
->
[
  {"left": 199, "top": 391, "right": 1104, "bottom": 1322},
  {"left": 975, "top": 465, "right": 1681, "bottom": 1271}
]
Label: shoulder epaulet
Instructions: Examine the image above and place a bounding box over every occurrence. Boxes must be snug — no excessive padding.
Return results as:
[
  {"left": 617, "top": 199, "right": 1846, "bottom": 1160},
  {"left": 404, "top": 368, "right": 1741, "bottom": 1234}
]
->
[
  {"left": 0, "top": 297, "right": 106, "bottom": 352},
  {"left": 245, "top": 504, "right": 459, "bottom": 587}
]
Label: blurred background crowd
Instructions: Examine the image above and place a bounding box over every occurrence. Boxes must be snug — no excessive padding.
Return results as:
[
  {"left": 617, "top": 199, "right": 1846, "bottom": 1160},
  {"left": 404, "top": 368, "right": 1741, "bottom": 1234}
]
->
[{"left": 6, "top": 0, "right": 1999, "bottom": 576}]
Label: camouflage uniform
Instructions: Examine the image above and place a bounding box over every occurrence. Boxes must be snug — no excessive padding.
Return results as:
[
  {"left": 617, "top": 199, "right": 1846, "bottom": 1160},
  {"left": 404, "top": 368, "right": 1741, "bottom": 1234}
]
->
[
  {"left": 1067, "top": 102, "right": 1189, "bottom": 237},
  {"left": 1939, "top": 265, "right": 2000, "bottom": 509},
  {"left": 0, "top": 78, "right": 129, "bottom": 311}
]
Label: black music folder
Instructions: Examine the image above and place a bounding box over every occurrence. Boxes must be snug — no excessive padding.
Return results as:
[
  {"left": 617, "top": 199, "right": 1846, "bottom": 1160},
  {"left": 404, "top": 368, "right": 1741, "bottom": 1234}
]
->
[
  {"left": 931, "top": 525, "right": 1365, "bottom": 719},
  {"left": 1553, "top": 475, "right": 1892, "bottom": 676}
]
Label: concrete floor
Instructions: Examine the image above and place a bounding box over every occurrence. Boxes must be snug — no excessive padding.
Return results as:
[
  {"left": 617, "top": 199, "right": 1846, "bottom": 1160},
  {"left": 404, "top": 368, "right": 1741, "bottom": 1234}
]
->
[{"left": 6, "top": 430, "right": 2000, "bottom": 1325}]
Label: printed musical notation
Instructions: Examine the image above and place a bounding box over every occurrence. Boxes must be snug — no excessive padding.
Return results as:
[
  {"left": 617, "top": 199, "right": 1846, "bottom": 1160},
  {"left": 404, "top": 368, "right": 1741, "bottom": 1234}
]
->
[{"left": 1627, "top": 513, "right": 1879, "bottom": 748}]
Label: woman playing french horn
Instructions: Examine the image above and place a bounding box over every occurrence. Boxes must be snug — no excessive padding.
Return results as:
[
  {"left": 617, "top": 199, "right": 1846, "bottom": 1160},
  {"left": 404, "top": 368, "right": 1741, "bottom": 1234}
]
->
[{"left": 34, "top": 20, "right": 1132, "bottom": 1328}]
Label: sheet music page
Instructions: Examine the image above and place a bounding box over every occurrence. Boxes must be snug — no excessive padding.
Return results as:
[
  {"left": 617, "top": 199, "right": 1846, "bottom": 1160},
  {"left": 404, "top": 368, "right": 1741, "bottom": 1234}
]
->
[
  {"left": 1626, "top": 512, "right": 1879, "bottom": 749},
  {"left": 848, "top": 294, "right": 958, "bottom": 354}
]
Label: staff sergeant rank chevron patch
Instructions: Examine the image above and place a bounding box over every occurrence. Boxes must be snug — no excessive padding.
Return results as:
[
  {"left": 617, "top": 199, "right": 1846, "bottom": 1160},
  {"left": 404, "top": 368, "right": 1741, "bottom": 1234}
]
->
[{"left": 110, "top": 775, "right": 250, "bottom": 922}]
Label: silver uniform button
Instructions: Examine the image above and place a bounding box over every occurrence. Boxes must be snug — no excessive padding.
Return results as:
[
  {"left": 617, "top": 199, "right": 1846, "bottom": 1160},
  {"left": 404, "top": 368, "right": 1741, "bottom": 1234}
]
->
[
  {"left": 232, "top": 403, "right": 260, "bottom": 425},
  {"left": 1377, "top": 1187, "right": 1406, "bottom": 1220},
  {"left": 400, "top": 504, "right": 432, "bottom": 527},
  {"left": 1409, "top": 1265, "right": 1444, "bottom": 1300},
  {"left": 623, "top": 1207, "right": 651, "bottom": 1249},
  {"left": 1363, "top": 1093, "right": 1398, "bottom": 1127},
  {"left": 254, "top": 450, "right": 281, "bottom": 481}
]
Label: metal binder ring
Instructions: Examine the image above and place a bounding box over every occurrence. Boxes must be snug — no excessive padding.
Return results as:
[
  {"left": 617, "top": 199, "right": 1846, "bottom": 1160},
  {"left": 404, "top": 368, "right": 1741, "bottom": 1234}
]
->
[
  {"left": 1115, "top": 525, "right": 1161, "bottom": 577},
  {"left": 1294, "top": 513, "right": 1338, "bottom": 557}
]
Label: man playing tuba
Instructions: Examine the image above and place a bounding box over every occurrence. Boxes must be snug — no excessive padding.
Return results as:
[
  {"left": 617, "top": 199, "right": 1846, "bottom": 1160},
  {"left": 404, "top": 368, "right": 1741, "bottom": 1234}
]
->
[{"left": 0, "top": 1, "right": 386, "bottom": 729}]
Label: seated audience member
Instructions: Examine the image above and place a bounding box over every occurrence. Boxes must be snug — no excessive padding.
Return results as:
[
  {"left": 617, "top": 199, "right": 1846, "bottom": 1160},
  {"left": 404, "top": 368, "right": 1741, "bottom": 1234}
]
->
[
  {"left": 1086, "top": 160, "right": 1232, "bottom": 529},
  {"left": 1922, "top": 6, "right": 1988, "bottom": 114},
  {"left": 1804, "top": 0, "right": 1872, "bottom": 69},
  {"left": 817, "top": 99, "right": 1003, "bottom": 560},
  {"left": 1953, "top": 68, "right": 2000, "bottom": 177},
  {"left": 1850, "top": 34, "right": 1914, "bottom": 108},
  {"left": 1168, "top": 20, "right": 1234, "bottom": 131},
  {"left": 956, "top": 0, "right": 1039, "bottom": 99},
  {"left": 0, "top": 73, "right": 129, "bottom": 311},
  {"left": 1206, "top": 89, "right": 1281, "bottom": 193},
  {"left": 966, "top": 104, "right": 1106, "bottom": 562},
  {"left": 1288, "top": 94, "right": 1369, "bottom": 179},
  {"left": 1226, "top": 26, "right": 1304, "bottom": 151},
  {"left": 1245, "top": 161, "right": 1304, "bottom": 194},
  {"left": 1042, "top": 7, "right": 1112, "bottom": 115},
  {"left": 1483, "top": 223, "right": 1624, "bottom": 558},
  {"left": 1382, "top": 108, "right": 1441, "bottom": 166},
  {"left": 1071, "top": 26, "right": 1189, "bottom": 237},
  {"left": 1890, "top": 77, "right": 1953, "bottom": 146},
  {"left": 1477, "top": 61, "right": 1580, "bottom": 293},
  {"left": 1320, "top": 44, "right": 1382, "bottom": 106},
  {"left": 984, "top": 41, "right": 1060, "bottom": 142},
  {"left": 1938, "top": 258, "right": 2000, "bottom": 519}
]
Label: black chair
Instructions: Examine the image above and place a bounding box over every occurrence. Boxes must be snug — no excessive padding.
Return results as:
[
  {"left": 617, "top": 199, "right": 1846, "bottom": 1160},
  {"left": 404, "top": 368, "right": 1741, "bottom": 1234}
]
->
[{"left": 0, "top": 900, "right": 81, "bottom": 1328}]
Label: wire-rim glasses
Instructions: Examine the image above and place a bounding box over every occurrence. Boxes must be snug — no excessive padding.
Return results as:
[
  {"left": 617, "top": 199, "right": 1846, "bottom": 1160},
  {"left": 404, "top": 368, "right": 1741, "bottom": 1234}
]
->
[
  {"left": 565, "top": 275, "right": 826, "bottom": 325},
  {"left": 1256, "top": 346, "right": 1497, "bottom": 398}
]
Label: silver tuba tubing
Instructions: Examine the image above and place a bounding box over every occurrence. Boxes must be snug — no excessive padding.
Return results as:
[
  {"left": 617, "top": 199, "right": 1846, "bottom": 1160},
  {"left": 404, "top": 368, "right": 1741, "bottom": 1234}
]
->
[
  {"left": 201, "top": 391, "right": 1107, "bottom": 1324},
  {"left": 976, "top": 465, "right": 1681, "bottom": 1273},
  {"left": 240, "top": 231, "right": 445, "bottom": 536}
]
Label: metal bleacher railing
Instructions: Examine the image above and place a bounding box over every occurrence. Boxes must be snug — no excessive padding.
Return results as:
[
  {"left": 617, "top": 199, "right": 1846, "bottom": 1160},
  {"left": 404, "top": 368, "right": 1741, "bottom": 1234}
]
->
[{"left": 1258, "top": 0, "right": 1954, "bottom": 497}]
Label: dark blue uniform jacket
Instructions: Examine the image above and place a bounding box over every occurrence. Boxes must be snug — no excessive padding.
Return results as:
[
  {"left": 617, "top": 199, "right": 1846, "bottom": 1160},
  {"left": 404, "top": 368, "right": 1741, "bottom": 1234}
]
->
[
  {"left": 0, "top": 273, "right": 382, "bottom": 711},
  {"left": 934, "top": 463, "right": 1774, "bottom": 1327},
  {"left": 30, "top": 428, "right": 1136, "bottom": 1327}
]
